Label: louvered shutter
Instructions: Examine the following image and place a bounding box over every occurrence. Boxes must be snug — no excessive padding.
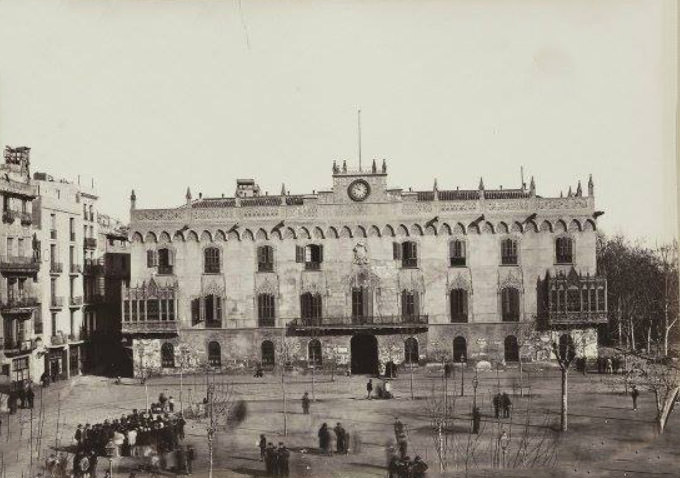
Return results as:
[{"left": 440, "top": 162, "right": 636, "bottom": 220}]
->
[
  {"left": 216, "top": 297, "right": 222, "bottom": 321},
  {"left": 401, "top": 290, "right": 408, "bottom": 317},
  {"left": 411, "top": 242, "right": 418, "bottom": 265},
  {"left": 147, "top": 250, "right": 154, "bottom": 268},
  {"left": 191, "top": 298, "right": 200, "bottom": 325},
  {"left": 167, "top": 249, "right": 174, "bottom": 266},
  {"left": 413, "top": 292, "right": 420, "bottom": 317},
  {"left": 393, "top": 242, "right": 401, "bottom": 260},
  {"left": 318, "top": 244, "right": 324, "bottom": 263},
  {"left": 295, "top": 245, "right": 304, "bottom": 263}
]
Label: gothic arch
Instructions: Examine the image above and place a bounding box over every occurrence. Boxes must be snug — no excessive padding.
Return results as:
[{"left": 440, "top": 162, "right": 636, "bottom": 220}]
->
[
  {"left": 555, "top": 219, "right": 567, "bottom": 234},
  {"left": 313, "top": 226, "right": 325, "bottom": 239},
  {"left": 496, "top": 222, "right": 509, "bottom": 234},
  {"left": 159, "top": 231, "right": 172, "bottom": 243},
  {"left": 144, "top": 231, "right": 158, "bottom": 243},
  {"left": 173, "top": 231, "right": 186, "bottom": 242},
  {"left": 438, "top": 222, "right": 452, "bottom": 235},
  {"left": 468, "top": 223, "right": 480, "bottom": 234},
  {"left": 256, "top": 277, "right": 278, "bottom": 295},
  {"left": 227, "top": 229, "right": 240, "bottom": 241},
  {"left": 271, "top": 228, "right": 283, "bottom": 241},
  {"left": 131, "top": 231, "right": 144, "bottom": 243},
  {"left": 525, "top": 220, "right": 538, "bottom": 233},
  {"left": 214, "top": 230, "right": 227, "bottom": 242},
  {"left": 584, "top": 219, "right": 597, "bottom": 231},
  {"left": 453, "top": 222, "right": 466, "bottom": 235},
  {"left": 540, "top": 220, "right": 553, "bottom": 233},
  {"left": 242, "top": 229, "right": 255, "bottom": 241},
  {"left": 482, "top": 222, "right": 495, "bottom": 234},
  {"left": 382, "top": 224, "right": 395, "bottom": 237},
  {"left": 396, "top": 224, "right": 409, "bottom": 237},
  {"left": 298, "top": 227, "right": 311, "bottom": 240},
  {"left": 368, "top": 225, "right": 381, "bottom": 238},
  {"left": 410, "top": 224, "right": 424, "bottom": 236},
  {"left": 186, "top": 230, "right": 199, "bottom": 242},
  {"left": 326, "top": 226, "right": 339, "bottom": 239},
  {"left": 569, "top": 219, "right": 582, "bottom": 232},
  {"left": 340, "top": 226, "right": 353, "bottom": 238},
  {"left": 354, "top": 225, "right": 367, "bottom": 238},
  {"left": 200, "top": 230, "right": 213, "bottom": 242},
  {"left": 511, "top": 221, "right": 524, "bottom": 234},
  {"left": 425, "top": 224, "right": 437, "bottom": 236},
  {"left": 284, "top": 227, "right": 297, "bottom": 240}
]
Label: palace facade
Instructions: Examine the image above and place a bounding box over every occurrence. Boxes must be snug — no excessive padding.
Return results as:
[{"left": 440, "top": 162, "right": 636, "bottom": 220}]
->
[{"left": 123, "top": 160, "right": 607, "bottom": 376}]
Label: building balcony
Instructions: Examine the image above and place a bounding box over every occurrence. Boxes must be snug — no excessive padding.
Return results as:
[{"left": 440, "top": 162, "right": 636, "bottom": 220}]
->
[
  {"left": 50, "top": 262, "right": 63, "bottom": 274},
  {"left": 304, "top": 262, "right": 321, "bottom": 271},
  {"left": 401, "top": 258, "right": 419, "bottom": 269},
  {"left": 0, "top": 296, "right": 40, "bottom": 314},
  {"left": 50, "top": 229, "right": 57, "bottom": 240},
  {"left": 2, "top": 209, "right": 18, "bottom": 224},
  {"left": 69, "top": 296, "right": 83, "bottom": 307},
  {"left": 84, "top": 237, "right": 97, "bottom": 249},
  {"left": 543, "top": 311, "right": 608, "bottom": 326},
  {"left": 258, "top": 318, "right": 276, "bottom": 327},
  {"left": 288, "top": 314, "right": 429, "bottom": 332},
  {"left": 121, "top": 320, "right": 178, "bottom": 335},
  {"left": 50, "top": 296, "right": 64, "bottom": 309},
  {"left": 20, "top": 212, "right": 32, "bottom": 226},
  {"left": 69, "top": 263, "right": 82, "bottom": 275},
  {"left": 84, "top": 259, "right": 104, "bottom": 276},
  {"left": 0, "top": 255, "right": 40, "bottom": 274},
  {"left": 1, "top": 338, "right": 37, "bottom": 357}
]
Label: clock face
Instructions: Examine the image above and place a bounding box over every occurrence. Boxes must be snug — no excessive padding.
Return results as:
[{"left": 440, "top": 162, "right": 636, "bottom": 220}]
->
[{"left": 348, "top": 179, "right": 370, "bottom": 202}]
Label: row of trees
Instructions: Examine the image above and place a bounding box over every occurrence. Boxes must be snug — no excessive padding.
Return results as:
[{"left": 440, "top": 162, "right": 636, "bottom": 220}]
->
[{"left": 597, "top": 234, "right": 679, "bottom": 356}]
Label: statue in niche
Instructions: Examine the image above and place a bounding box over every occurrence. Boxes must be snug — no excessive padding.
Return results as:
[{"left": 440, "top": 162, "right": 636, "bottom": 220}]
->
[{"left": 353, "top": 242, "right": 369, "bottom": 265}]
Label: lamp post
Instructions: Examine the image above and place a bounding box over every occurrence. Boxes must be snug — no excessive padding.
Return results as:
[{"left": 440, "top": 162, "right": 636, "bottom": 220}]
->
[
  {"left": 460, "top": 354, "right": 466, "bottom": 397},
  {"left": 472, "top": 369, "right": 479, "bottom": 410}
]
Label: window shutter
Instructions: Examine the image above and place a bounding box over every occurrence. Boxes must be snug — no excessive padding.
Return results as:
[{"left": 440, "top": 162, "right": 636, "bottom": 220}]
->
[
  {"left": 305, "top": 246, "right": 312, "bottom": 263},
  {"left": 216, "top": 297, "right": 222, "bottom": 321},
  {"left": 147, "top": 250, "right": 154, "bottom": 268},
  {"left": 401, "top": 290, "right": 407, "bottom": 317},
  {"left": 449, "top": 241, "right": 455, "bottom": 260},
  {"left": 393, "top": 242, "right": 401, "bottom": 260},
  {"left": 411, "top": 242, "right": 418, "bottom": 262},
  {"left": 152, "top": 250, "right": 159, "bottom": 267},
  {"left": 191, "top": 298, "right": 200, "bottom": 325},
  {"left": 413, "top": 292, "right": 420, "bottom": 317},
  {"left": 295, "top": 245, "right": 304, "bottom": 263},
  {"left": 167, "top": 249, "right": 174, "bottom": 266},
  {"left": 461, "top": 241, "right": 466, "bottom": 258},
  {"left": 318, "top": 244, "right": 324, "bottom": 263}
]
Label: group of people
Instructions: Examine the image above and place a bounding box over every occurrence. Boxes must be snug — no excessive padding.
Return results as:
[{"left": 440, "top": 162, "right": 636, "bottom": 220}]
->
[
  {"left": 258, "top": 436, "right": 291, "bottom": 477},
  {"left": 492, "top": 392, "right": 513, "bottom": 419},
  {"left": 5, "top": 383, "right": 35, "bottom": 414},
  {"left": 387, "top": 454, "right": 428, "bottom": 478},
  {"left": 596, "top": 357, "right": 619, "bottom": 374},
  {"left": 317, "top": 422, "right": 350, "bottom": 454}
]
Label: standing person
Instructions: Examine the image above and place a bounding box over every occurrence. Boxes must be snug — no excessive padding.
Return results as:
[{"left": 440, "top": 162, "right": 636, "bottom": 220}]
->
[
  {"left": 393, "top": 417, "right": 407, "bottom": 458},
  {"left": 176, "top": 446, "right": 186, "bottom": 476},
  {"left": 277, "top": 442, "right": 290, "bottom": 478},
  {"left": 26, "top": 386, "right": 35, "bottom": 409},
  {"left": 492, "top": 393, "right": 500, "bottom": 419},
  {"left": 334, "top": 423, "right": 346, "bottom": 454},
  {"left": 472, "top": 407, "right": 481, "bottom": 434},
  {"left": 176, "top": 414, "right": 186, "bottom": 440},
  {"left": 186, "top": 444, "right": 195, "bottom": 475},
  {"left": 502, "top": 392, "right": 512, "bottom": 419},
  {"left": 264, "top": 442, "right": 276, "bottom": 475},
  {"left": 318, "top": 423, "right": 331, "bottom": 455},
  {"left": 411, "top": 455, "right": 428, "bottom": 478},
  {"left": 75, "top": 424, "right": 84, "bottom": 449},
  {"left": 168, "top": 396, "right": 175, "bottom": 413},
  {"left": 301, "top": 392, "right": 310, "bottom": 415},
  {"left": 606, "top": 357, "right": 613, "bottom": 374},
  {"left": 387, "top": 451, "right": 400, "bottom": 478},
  {"left": 258, "top": 434, "right": 267, "bottom": 461},
  {"left": 631, "top": 385, "right": 640, "bottom": 411},
  {"left": 366, "top": 379, "right": 374, "bottom": 400}
]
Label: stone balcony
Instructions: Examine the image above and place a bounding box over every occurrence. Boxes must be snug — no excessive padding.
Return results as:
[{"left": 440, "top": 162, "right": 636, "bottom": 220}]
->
[
  {"left": 0, "top": 255, "right": 40, "bottom": 274},
  {"left": 50, "top": 296, "right": 65, "bottom": 309},
  {"left": 1, "top": 338, "right": 37, "bottom": 357},
  {"left": 0, "top": 296, "right": 40, "bottom": 314},
  {"left": 287, "top": 314, "right": 429, "bottom": 333},
  {"left": 50, "top": 261, "right": 63, "bottom": 274},
  {"left": 69, "top": 263, "right": 83, "bottom": 275},
  {"left": 84, "top": 237, "right": 97, "bottom": 250},
  {"left": 544, "top": 311, "right": 608, "bottom": 326},
  {"left": 121, "top": 320, "right": 179, "bottom": 335},
  {"left": 69, "top": 296, "right": 83, "bottom": 307}
]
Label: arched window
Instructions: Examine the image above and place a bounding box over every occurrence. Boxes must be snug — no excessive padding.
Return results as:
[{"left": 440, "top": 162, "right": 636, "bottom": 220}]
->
[
  {"left": 308, "top": 339, "right": 322, "bottom": 366},
  {"left": 261, "top": 340, "right": 275, "bottom": 368},
  {"left": 401, "top": 290, "right": 420, "bottom": 319},
  {"left": 404, "top": 337, "right": 419, "bottom": 364},
  {"left": 161, "top": 343, "right": 175, "bottom": 368},
  {"left": 204, "top": 247, "right": 220, "bottom": 274},
  {"left": 257, "top": 294, "right": 275, "bottom": 326},
  {"left": 449, "top": 240, "right": 466, "bottom": 267},
  {"left": 504, "top": 335, "right": 519, "bottom": 362},
  {"left": 558, "top": 334, "right": 575, "bottom": 361},
  {"left": 501, "top": 287, "right": 520, "bottom": 321},
  {"left": 300, "top": 293, "right": 322, "bottom": 323},
  {"left": 393, "top": 241, "right": 418, "bottom": 268},
  {"left": 208, "top": 341, "right": 221, "bottom": 366},
  {"left": 500, "top": 238, "right": 518, "bottom": 265},
  {"left": 555, "top": 237, "right": 573, "bottom": 264},
  {"left": 258, "top": 245, "right": 274, "bottom": 272},
  {"left": 450, "top": 289, "right": 468, "bottom": 323},
  {"left": 453, "top": 336, "right": 467, "bottom": 362}
]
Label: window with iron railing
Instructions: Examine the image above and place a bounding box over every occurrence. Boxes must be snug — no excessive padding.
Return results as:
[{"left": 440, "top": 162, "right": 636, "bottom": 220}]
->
[
  {"left": 500, "top": 238, "right": 518, "bottom": 265},
  {"left": 449, "top": 240, "right": 466, "bottom": 267},
  {"left": 257, "top": 294, "right": 275, "bottom": 326},
  {"left": 501, "top": 287, "right": 520, "bottom": 321},
  {"left": 556, "top": 237, "right": 573, "bottom": 264},
  {"left": 258, "top": 245, "right": 274, "bottom": 272},
  {"left": 394, "top": 241, "right": 418, "bottom": 268}
]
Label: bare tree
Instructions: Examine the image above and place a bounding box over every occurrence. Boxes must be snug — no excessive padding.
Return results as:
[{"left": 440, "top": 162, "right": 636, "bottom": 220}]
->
[
  {"left": 657, "top": 242, "right": 678, "bottom": 357},
  {"left": 511, "top": 321, "right": 536, "bottom": 397},
  {"left": 551, "top": 338, "right": 576, "bottom": 432},
  {"left": 426, "top": 382, "right": 456, "bottom": 472},
  {"left": 276, "top": 333, "right": 300, "bottom": 436}
]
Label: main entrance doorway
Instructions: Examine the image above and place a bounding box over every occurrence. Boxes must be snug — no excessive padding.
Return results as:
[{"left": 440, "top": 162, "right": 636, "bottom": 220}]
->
[{"left": 351, "top": 334, "right": 378, "bottom": 375}]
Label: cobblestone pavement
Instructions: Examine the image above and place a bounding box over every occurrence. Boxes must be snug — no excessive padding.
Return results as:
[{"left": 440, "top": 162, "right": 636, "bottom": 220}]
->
[{"left": 1, "top": 365, "right": 678, "bottom": 477}]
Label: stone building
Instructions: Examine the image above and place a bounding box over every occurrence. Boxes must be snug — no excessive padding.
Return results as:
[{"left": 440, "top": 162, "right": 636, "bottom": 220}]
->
[
  {"left": 0, "top": 147, "right": 40, "bottom": 390},
  {"left": 123, "top": 160, "right": 607, "bottom": 376}
]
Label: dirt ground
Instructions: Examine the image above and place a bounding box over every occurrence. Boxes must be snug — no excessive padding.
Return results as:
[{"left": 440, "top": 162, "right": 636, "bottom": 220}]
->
[{"left": 1, "top": 363, "right": 678, "bottom": 477}]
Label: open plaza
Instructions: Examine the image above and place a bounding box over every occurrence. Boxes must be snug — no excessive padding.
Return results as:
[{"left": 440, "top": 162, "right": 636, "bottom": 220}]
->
[{"left": 1, "top": 360, "right": 678, "bottom": 478}]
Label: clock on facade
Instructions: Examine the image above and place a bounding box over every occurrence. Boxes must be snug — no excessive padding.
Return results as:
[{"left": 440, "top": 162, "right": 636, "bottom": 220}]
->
[{"left": 348, "top": 179, "right": 370, "bottom": 202}]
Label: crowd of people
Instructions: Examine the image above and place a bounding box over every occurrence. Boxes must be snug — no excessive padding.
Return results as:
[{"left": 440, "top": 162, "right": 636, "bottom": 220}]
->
[
  {"left": 317, "top": 422, "right": 350, "bottom": 455},
  {"left": 5, "top": 383, "right": 35, "bottom": 414},
  {"left": 492, "top": 392, "right": 513, "bottom": 419},
  {"left": 258, "top": 436, "right": 291, "bottom": 477}
]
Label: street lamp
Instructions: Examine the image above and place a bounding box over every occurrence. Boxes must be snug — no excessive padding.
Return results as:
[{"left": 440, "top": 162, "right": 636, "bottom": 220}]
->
[
  {"left": 472, "top": 369, "right": 479, "bottom": 410},
  {"left": 460, "top": 354, "right": 466, "bottom": 397}
]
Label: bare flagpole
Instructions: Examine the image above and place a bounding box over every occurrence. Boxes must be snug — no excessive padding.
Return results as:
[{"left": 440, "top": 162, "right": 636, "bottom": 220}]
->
[{"left": 358, "top": 109, "right": 362, "bottom": 171}]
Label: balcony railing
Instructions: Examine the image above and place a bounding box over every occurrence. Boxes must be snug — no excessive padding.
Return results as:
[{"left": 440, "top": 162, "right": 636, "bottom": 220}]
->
[
  {"left": 304, "top": 262, "right": 321, "bottom": 271},
  {"left": 121, "top": 320, "right": 178, "bottom": 334},
  {"left": 401, "top": 258, "right": 418, "bottom": 269},
  {"left": 20, "top": 212, "right": 32, "bottom": 226},
  {"left": 258, "top": 318, "right": 276, "bottom": 327},
  {"left": 158, "top": 265, "right": 174, "bottom": 275},
  {"left": 545, "top": 311, "right": 608, "bottom": 326},
  {"left": 0, "top": 296, "right": 40, "bottom": 313},
  {"left": 84, "top": 237, "right": 97, "bottom": 249},
  {"left": 69, "top": 296, "right": 83, "bottom": 306},
  {"left": 258, "top": 263, "right": 274, "bottom": 273},
  {"left": 70, "top": 232, "right": 76, "bottom": 242},
  {"left": 0, "top": 255, "right": 40, "bottom": 273},
  {"left": 50, "top": 296, "right": 64, "bottom": 308},
  {"left": 288, "top": 314, "right": 429, "bottom": 330},
  {"left": 69, "top": 263, "right": 82, "bottom": 274},
  {"left": 1, "top": 338, "right": 36, "bottom": 356},
  {"left": 2, "top": 209, "right": 17, "bottom": 224},
  {"left": 50, "top": 262, "right": 63, "bottom": 274},
  {"left": 84, "top": 259, "right": 104, "bottom": 275}
]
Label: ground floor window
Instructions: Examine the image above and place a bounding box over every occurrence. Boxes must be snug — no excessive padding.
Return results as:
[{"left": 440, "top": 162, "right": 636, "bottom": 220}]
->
[
  {"left": 161, "top": 342, "right": 175, "bottom": 368},
  {"left": 404, "top": 337, "right": 419, "bottom": 363},
  {"left": 208, "top": 341, "right": 221, "bottom": 366},
  {"left": 504, "top": 335, "right": 519, "bottom": 362},
  {"left": 453, "top": 336, "right": 467, "bottom": 362},
  {"left": 12, "top": 357, "right": 29, "bottom": 383},
  {"left": 308, "top": 339, "right": 322, "bottom": 366},
  {"left": 262, "top": 340, "right": 275, "bottom": 368}
]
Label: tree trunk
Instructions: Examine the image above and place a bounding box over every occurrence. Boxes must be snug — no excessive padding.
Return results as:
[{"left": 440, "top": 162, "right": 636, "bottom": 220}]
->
[
  {"left": 664, "top": 327, "right": 670, "bottom": 358},
  {"left": 656, "top": 386, "right": 680, "bottom": 434},
  {"left": 560, "top": 367, "right": 568, "bottom": 432},
  {"left": 282, "top": 366, "right": 288, "bottom": 436},
  {"left": 646, "top": 324, "right": 652, "bottom": 354},
  {"left": 519, "top": 355, "right": 524, "bottom": 397}
]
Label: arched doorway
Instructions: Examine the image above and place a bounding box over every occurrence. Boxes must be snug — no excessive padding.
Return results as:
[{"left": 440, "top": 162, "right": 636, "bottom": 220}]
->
[
  {"left": 453, "top": 336, "right": 467, "bottom": 362},
  {"left": 504, "top": 335, "right": 519, "bottom": 362},
  {"left": 261, "top": 340, "right": 275, "bottom": 369},
  {"left": 308, "top": 339, "right": 322, "bottom": 367},
  {"left": 351, "top": 334, "right": 378, "bottom": 375}
]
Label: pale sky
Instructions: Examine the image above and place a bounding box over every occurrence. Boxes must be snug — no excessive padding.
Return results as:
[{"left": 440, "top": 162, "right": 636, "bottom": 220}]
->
[{"left": 0, "top": 0, "right": 677, "bottom": 244}]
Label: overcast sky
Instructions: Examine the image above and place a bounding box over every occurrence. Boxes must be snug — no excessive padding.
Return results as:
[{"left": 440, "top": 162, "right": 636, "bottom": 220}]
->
[{"left": 0, "top": 0, "right": 676, "bottom": 244}]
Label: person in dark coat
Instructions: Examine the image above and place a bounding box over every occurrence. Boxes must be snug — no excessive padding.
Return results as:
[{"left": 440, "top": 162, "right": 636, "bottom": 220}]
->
[
  {"left": 334, "top": 423, "right": 347, "bottom": 454},
  {"left": 501, "top": 393, "right": 511, "bottom": 419},
  {"left": 277, "top": 443, "right": 290, "bottom": 477},
  {"left": 631, "top": 385, "right": 640, "bottom": 411},
  {"left": 492, "top": 393, "right": 500, "bottom": 419},
  {"left": 411, "top": 455, "right": 428, "bottom": 478},
  {"left": 388, "top": 453, "right": 400, "bottom": 478},
  {"left": 301, "top": 392, "right": 310, "bottom": 415},
  {"left": 264, "top": 442, "right": 276, "bottom": 475},
  {"left": 472, "top": 407, "right": 481, "bottom": 434},
  {"left": 186, "top": 445, "right": 195, "bottom": 475},
  {"left": 367, "top": 379, "right": 374, "bottom": 399},
  {"left": 75, "top": 424, "right": 84, "bottom": 449},
  {"left": 259, "top": 434, "right": 267, "bottom": 461},
  {"left": 175, "top": 446, "right": 186, "bottom": 475},
  {"left": 26, "top": 386, "right": 35, "bottom": 409},
  {"left": 318, "top": 423, "right": 331, "bottom": 454}
]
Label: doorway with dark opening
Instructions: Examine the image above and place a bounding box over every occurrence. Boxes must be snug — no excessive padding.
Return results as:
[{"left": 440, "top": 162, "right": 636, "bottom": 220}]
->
[{"left": 351, "top": 334, "right": 378, "bottom": 375}]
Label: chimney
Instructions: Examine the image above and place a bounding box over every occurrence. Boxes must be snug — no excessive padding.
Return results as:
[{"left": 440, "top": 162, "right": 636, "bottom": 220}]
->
[
  {"left": 130, "top": 190, "right": 137, "bottom": 210},
  {"left": 185, "top": 187, "right": 192, "bottom": 205}
]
